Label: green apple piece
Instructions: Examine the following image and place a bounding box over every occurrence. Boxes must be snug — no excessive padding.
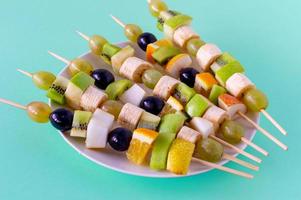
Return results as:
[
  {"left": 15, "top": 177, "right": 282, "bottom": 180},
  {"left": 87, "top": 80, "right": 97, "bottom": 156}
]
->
[
  {"left": 137, "top": 111, "right": 161, "bottom": 131},
  {"left": 209, "top": 84, "right": 226, "bottom": 105},
  {"left": 152, "top": 46, "right": 181, "bottom": 65},
  {"left": 173, "top": 83, "right": 196, "bottom": 105},
  {"left": 164, "top": 14, "right": 192, "bottom": 30},
  {"left": 185, "top": 94, "right": 209, "bottom": 117},
  {"left": 159, "top": 113, "right": 186, "bottom": 134},
  {"left": 70, "top": 110, "right": 92, "bottom": 138},
  {"left": 46, "top": 76, "right": 69, "bottom": 105},
  {"left": 105, "top": 79, "right": 133, "bottom": 100},
  {"left": 102, "top": 43, "right": 121, "bottom": 59},
  {"left": 215, "top": 52, "right": 236, "bottom": 66},
  {"left": 215, "top": 61, "right": 245, "bottom": 86},
  {"left": 70, "top": 72, "right": 95, "bottom": 91}
]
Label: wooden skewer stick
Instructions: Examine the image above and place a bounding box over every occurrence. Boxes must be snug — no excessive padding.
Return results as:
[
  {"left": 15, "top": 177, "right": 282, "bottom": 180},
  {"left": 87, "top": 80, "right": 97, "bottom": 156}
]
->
[
  {"left": 241, "top": 137, "right": 269, "bottom": 156},
  {"left": 222, "top": 153, "right": 259, "bottom": 171},
  {"left": 110, "top": 14, "right": 126, "bottom": 28},
  {"left": 17, "top": 69, "right": 33, "bottom": 77},
  {"left": 48, "top": 51, "right": 70, "bottom": 65},
  {"left": 0, "top": 98, "right": 27, "bottom": 110},
  {"left": 238, "top": 112, "right": 288, "bottom": 151},
  {"left": 76, "top": 31, "right": 90, "bottom": 41},
  {"left": 191, "top": 158, "right": 253, "bottom": 179},
  {"left": 210, "top": 135, "right": 262, "bottom": 163},
  {"left": 261, "top": 109, "right": 287, "bottom": 136}
]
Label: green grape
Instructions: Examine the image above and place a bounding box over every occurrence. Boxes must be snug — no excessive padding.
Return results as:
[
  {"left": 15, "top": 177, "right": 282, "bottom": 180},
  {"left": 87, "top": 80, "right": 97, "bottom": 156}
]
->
[
  {"left": 242, "top": 88, "right": 269, "bottom": 112},
  {"left": 89, "top": 35, "right": 108, "bottom": 55},
  {"left": 101, "top": 100, "right": 123, "bottom": 120},
  {"left": 26, "top": 102, "right": 52, "bottom": 123},
  {"left": 32, "top": 71, "right": 56, "bottom": 90},
  {"left": 142, "top": 69, "right": 163, "bottom": 89},
  {"left": 124, "top": 24, "right": 143, "bottom": 43},
  {"left": 149, "top": 0, "right": 168, "bottom": 17},
  {"left": 220, "top": 120, "right": 244, "bottom": 144},
  {"left": 186, "top": 38, "right": 205, "bottom": 56},
  {"left": 68, "top": 58, "right": 93, "bottom": 77},
  {"left": 195, "top": 138, "right": 223, "bottom": 163}
]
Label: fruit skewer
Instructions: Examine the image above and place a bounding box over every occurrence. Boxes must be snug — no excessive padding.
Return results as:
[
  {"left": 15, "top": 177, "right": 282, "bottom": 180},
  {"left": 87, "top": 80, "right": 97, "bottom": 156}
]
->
[
  {"left": 110, "top": 15, "right": 287, "bottom": 151},
  {"left": 146, "top": 0, "right": 287, "bottom": 137},
  {"left": 72, "top": 34, "right": 263, "bottom": 164}
]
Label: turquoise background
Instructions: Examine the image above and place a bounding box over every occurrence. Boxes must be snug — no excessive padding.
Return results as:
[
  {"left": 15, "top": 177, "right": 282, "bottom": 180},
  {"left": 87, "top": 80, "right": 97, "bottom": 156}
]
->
[{"left": 0, "top": 0, "right": 300, "bottom": 199}]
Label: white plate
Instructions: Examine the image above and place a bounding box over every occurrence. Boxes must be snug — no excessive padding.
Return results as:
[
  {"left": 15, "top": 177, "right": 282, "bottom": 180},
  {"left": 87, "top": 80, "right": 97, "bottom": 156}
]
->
[{"left": 51, "top": 42, "right": 259, "bottom": 178}]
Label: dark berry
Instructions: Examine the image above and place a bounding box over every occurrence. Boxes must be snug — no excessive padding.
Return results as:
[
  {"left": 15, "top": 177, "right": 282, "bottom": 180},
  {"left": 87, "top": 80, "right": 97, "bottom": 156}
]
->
[
  {"left": 179, "top": 68, "right": 199, "bottom": 87},
  {"left": 49, "top": 108, "right": 73, "bottom": 132},
  {"left": 91, "top": 69, "right": 115, "bottom": 90},
  {"left": 140, "top": 96, "right": 165, "bottom": 115},
  {"left": 108, "top": 128, "right": 133, "bottom": 151},
  {"left": 137, "top": 32, "right": 157, "bottom": 51}
]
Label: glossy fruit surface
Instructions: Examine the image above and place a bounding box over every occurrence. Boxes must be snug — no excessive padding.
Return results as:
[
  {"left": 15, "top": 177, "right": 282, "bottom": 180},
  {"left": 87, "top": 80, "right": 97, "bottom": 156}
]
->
[
  {"left": 195, "top": 138, "right": 223, "bottom": 162},
  {"left": 124, "top": 24, "right": 143, "bottom": 42},
  {"left": 49, "top": 108, "right": 73, "bottom": 132},
  {"left": 101, "top": 100, "right": 123, "bottom": 120},
  {"left": 179, "top": 68, "right": 199, "bottom": 87},
  {"left": 26, "top": 102, "right": 52, "bottom": 123},
  {"left": 220, "top": 120, "right": 244, "bottom": 144},
  {"left": 91, "top": 69, "right": 115, "bottom": 89},
  {"left": 140, "top": 96, "right": 165, "bottom": 115},
  {"left": 108, "top": 127, "right": 133, "bottom": 151},
  {"left": 68, "top": 59, "right": 93, "bottom": 77},
  {"left": 186, "top": 38, "right": 205, "bottom": 56},
  {"left": 142, "top": 69, "right": 163, "bottom": 89},
  {"left": 149, "top": 0, "right": 168, "bottom": 17},
  {"left": 32, "top": 71, "right": 56, "bottom": 90},
  {"left": 89, "top": 35, "right": 108, "bottom": 55},
  {"left": 137, "top": 32, "right": 157, "bottom": 51},
  {"left": 242, "top": 88, "right": 269, "bottom": 112}
]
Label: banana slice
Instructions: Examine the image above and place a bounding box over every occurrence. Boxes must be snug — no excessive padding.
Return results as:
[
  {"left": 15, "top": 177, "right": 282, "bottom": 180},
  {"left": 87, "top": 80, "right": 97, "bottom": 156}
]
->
[
  {"left": 80, "top": 86, "right": 108, "bottom": 112},
  {"left": 196, "top": 44, "right": 222, "bottom": 71},
  {"left": 177, "top": 126, "right": 201, "bottom": 144},
  {"left": 190, "top": 117, "right": 215, "bottom": 139},
  {"left": 173, "top": 25, "right": 199, "bottom": 48},
  {"left": 203, "top": 106, "right": 228, "bottom": 131},
  {"left": 226, "top": 73, "right": 255, "bottom": 97},
  {"left": 111, "top": 45, "right": 135, "bottom": 73},
  {"left": 118, "top": 103, "right": 144, "bottom": 130},
  {"left": 166, "top": 54, "right": 192, "bottom": 78},
  {"left": 153, "top": 75, "right": 179, "bottom": 100},
  {"left": 119, "top": 84, "right": 146, "bottom": 106},
  {"left": 119, "top": 57, "right": 152, "bottom": 82},
  {"left": 218, "top": 94, "right": 246, "bottom": 119}
]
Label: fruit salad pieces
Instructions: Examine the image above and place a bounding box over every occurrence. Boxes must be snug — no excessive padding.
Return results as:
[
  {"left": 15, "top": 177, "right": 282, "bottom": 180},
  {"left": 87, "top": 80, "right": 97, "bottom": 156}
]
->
[{"left": 146, "top": 0, "right": 287, "bottom": 137}]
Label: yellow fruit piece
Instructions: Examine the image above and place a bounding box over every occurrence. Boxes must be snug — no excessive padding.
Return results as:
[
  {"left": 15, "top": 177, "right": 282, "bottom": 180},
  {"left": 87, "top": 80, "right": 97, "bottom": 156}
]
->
[
  {"left": 195, "top": 72, "right": 218, "bottom": 93},
  {"left": 146, "top": 39, "right": 172, "bottom": 63},
  {"left": 167, "top": 138, "right": 195, "bottom": 175},
  {"left": 167, "top": 96, "right": 183, "bottom": 111},
  {"left": 166, "top": 54, "right": 192, "bottom": 78}
]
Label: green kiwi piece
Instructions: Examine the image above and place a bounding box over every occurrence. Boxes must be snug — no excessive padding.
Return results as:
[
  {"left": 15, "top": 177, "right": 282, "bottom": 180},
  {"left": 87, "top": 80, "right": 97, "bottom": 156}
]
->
[
  {"left": 46, "top": 76, "right": 69, "bottom": 105},
  {"left": 70, "top": 110, "right": 92, "bottom": 138},
  {"left": 185, "top": 94, "right": 209, "bottom": 117},
  {"left": 215, "top": 61, "right": 245, "bottom": 86},
  {"left": 152, "top": 46, "right": 181, "bottom": 65},
  {"left": 173, "top": 83, "right": 196, "bottom": 105},
  {"left": 158, "top": 113, "right": 186, "bottom": 134},
  {"left": 150, "top": 133, "right": 176, "bottom": 170},
  {"left": 208, "top": 84, "right": 226, "bottom": 105},
  {"left": 70, "top": 72, "right": 95, "bottom": 91},
  {"left": 137, "top": 112, "right": 161, "bottom": 131},
  {"left": 164, "top": 14, "right": 192, "bottom": 30},
  {"left": 102, "top": 43, "right": 121, "bottom": 60},
  {"left": 215, "top": 52, "right": 236, "bottom": 66},
  {"left": 105, "top": 79, "right": 133, "bottom": 100}
]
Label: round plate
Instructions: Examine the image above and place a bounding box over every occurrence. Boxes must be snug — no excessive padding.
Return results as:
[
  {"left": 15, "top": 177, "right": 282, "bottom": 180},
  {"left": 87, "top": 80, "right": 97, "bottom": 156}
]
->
[{"left": 51, "top": 42, "right": 259, "bottom": 178}]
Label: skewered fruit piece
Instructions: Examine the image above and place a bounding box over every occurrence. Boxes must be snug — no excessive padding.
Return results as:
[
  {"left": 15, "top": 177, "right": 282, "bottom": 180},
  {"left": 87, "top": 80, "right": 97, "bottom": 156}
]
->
[
  {"left": 119, "top": 57, "right": 151, "bottom": 82},
  {"left": 167, "top": 96, "right": 183, "bottom": 111},
  {"left": 86, "top": 109, "right": 114, "bottom": 148},
  {"left": 101, "top": 100, "right": 123, "bottom": 120},
  {"left": 220, "top": 120, "right": 244, "bottom": 144},
  {"left": 118, "top": 103, "right": 143, "bottom": 130},
  {"left": 196, "top": 44, "right": 222, "bottom": 71},
  {"left": 173, "top": 82, "right": 196, "bottom": 105},
  {"left": 124, "top": 24, "right": 143, "bottom": 43},
  {"left": 67, "top": 58, "right": 93, "bottom": 77},
  {"left": 226, "top": 73, "right": 255, "bottom": 97},
  {"left": 148, "top": 0, "right": 168, "bottom": 17},
  {"left": 80, "top": 86, "right": 107, "bottom": 112},
  {"left": 32, "top": 71, "right": 56, "bottom": 90},
  {"left": 46, "top": 75, "right": 69, "bottom": 105},
  {"left": 152, "top": 46, "right": 181, "bottom": 65},
  {"left": 153, "top": 75, "right": 179, "bottom": 100},
  {"left": 203, "top": 105, "right": 228, "bottom": 130},
  {"left": 150, "top": 133, "right": 175, "bottom": 170},
  {"left": 177, "top": 126, "right": 201, "bottom": 144},
  {"left": 65, "top": 72, "right": 95, "bottom": 109},
  {"left": 179, "top": 67, "right": 199, "bottom": 88},
  {"left": 159, "top": 113, "right": 186, "bottom": 134},
  {"left": 119, "top": 84, "right": 146, "bottom": 106},
  {"left": 166, "top": 53, "right": 192, "bottom": 78},
  {"left": 194, "top": 138, "right": 223, "bottom": 163},
  {"left": 70, "top": 110, "right": 92, "bottom": 138},
  {"left": 127, "top": 128, "right": 159, "bottom": 165},
  {"left": 108, "top": 127, "right": 133, "bottom": 151},
  {"left": 91, "top": 69, "right": 115, "bottom": 90},
  {"left": 186, "top": 38, "right": 205, "bottom": 56},
  {"left": 88, "top": 35, "right": 108, "bottom": 55},
  {"left": 210, "top": 52, "right": 236, "bottom": 72},
  {"left": 215, "top": 61, "right": 245, "bottom": 86},
  {"left": 190, "top": 117, "right": 215, "bottom": 139},
  {"left": 194, "top": 73, "right": 218, "bottom": 94},
  {"left": 185, "top": 94, "right": 209, "bottom": 117},
  {"left": 173, "top": 25, "right": 199, "bottom": 48},
  {"left": 142, "top": 69, "right": 163, "bottom": 89},
  {"left": 218, "top": 94, "right": 246, "bottom": 119},
  {"left": 137, "top": 32, "right": 157, "bottom": 51},
  {"left": 102, "top": 43, "right": 121, "bottom": 61},
  {"left": 49, "top": 108, "right": 73, "bottom": 132},
  {"left": 26, "top": 102, "right": 52, "bottom": 123},
  {"left": 208, "top": 84, "right": 226, "bottom": 105},
  {"left": 137, "top": 111, "right": 161, "bottom": 130},
  {"left": 163, "top": 15, "right": 192, "bottom": 39},
  {"left": 167, "top": 138, "right": 195, "bottom": 175},
  {"left": 242, "top": 88, "right": 269, "bottom": 112},
  {"left": 139, "top": 96, "right": 165, "bottom": 115},
  {"left": 111, "top": 45, "right": 135, "bottom": 73},
  {"left": 105, "top": 79, "right": 132, "bottom": 100},
  {"left": 146, "top": 39, "right": 172, "bottom": 63}
]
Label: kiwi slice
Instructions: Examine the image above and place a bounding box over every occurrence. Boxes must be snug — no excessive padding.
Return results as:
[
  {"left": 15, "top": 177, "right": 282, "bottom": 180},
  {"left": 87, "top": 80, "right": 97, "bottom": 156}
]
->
[
  {"left": 70, "top": 110, "right": 92, "bottom": 138},
  {"left": 209, "top": 84, "right": 226, "bottom": 105},
  {"left": 215, "top": 52, "right": 236, "bottom": 66},
  {"left": 215, "top": 61, "right": 244, "bottom": 86},
  {"left": 105, "top": 79, "right": 133, "bottom": 100},
  {"left": 157, "top": 10, "right": 181, "bottom": 31},
  {"left": 158, "top": 113, "right": 186, "bottom": 134},
  {"left": 185, "top": 94, "right": 209, "bottom": 117},
  {"left": 150, "top": 133, "right": 176, "bottom": 170},
  {"left": 102, "top": 43, "right": 121, "bottom": 60},
  {"left": 46, "top": 76, "right": 69, "bottom": 105},
  {"left": 173, "top": 83, "right": 196, "bottom": 105},
  {"left": 137, "top": 111, "right": 161, "bottom": 131},
  {"left": 164, "top": 14, "right": 192, "bottom": 30},
  {"left": 152, "top": 46, "right": 181, "bottom": 65},
  {"left": 70, "top": 72, "right": 95, "bottom": 91}
]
